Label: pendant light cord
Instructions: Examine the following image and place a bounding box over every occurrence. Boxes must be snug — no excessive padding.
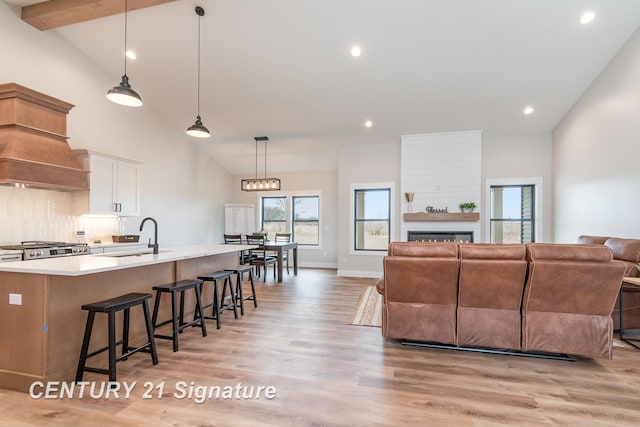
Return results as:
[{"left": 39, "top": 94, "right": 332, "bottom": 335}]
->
[
  {"left": 196, "top": 9, "right": 201, "bottom": 116},
  {"left": 264, "top": 139, "right": 268, "bottom": 179},
  {"left": 255, "top": 138, "right": 258, "bottom": 179},
  {"left": 123, "top": 0, "right": 128, "bottom": 75}
]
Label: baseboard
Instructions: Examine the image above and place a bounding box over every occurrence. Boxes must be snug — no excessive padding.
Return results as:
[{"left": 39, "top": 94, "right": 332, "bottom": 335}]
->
[
  {"left": 337, "top": 269, "right": 383, "bottom": 279},
  {"left": 299, "top": 262, "right": 338, "bottom": 269}
]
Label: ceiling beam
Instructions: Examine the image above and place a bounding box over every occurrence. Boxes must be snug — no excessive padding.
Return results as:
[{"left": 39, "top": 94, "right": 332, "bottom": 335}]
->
[{"left": 21, "top": 0, "right": 175, "bottom": 31}]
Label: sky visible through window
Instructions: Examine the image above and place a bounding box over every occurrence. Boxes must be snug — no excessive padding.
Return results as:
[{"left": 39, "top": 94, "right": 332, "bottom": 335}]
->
[
  {"left": 362, "top": 190, "right": 389, "bottom": 218},
  {"left": 294, "top": 197, "right": 319, "bottom": 220},
  {"left": 493, "top": 187, "right": 522, "bottom": 219}
]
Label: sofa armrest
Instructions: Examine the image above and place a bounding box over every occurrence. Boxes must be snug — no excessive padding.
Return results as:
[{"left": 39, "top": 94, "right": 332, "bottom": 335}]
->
[{"left": 375, "top": 277, "right": 384, "bottom": 295}]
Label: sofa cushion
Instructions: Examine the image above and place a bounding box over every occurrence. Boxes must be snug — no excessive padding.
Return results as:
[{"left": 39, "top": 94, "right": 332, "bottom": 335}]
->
[
  {"left": 457, "top": 243, "right": 527, "bottom": 350},
  {"left": 459, "top": 243, "right": 525, "bottom": 260},
  {"left": 604, "top": 237, "right": 640, "bottom": 265},
  {"left": 522, "top": 243, "right": 625, "bottom": 359},
  {"left": 577, "top": 235, "right": 609, "bottom": 244},
  {"left": 526, "top": 243, "right": 613, "bottom": 263},
  {"left": 388, "top": 241, "right": 458, "bottom": 257},
  {"left": 382, "top": 242, "right": 459, "bottom": 344}
]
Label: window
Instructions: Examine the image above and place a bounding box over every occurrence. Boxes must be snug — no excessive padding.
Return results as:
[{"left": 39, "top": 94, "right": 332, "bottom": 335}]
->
[
  {"left": 292, "top": 196, "right": 319, "bottom": 245},
  {"left": 259, "top": 193, "right": 321, "bottom": 246},
  {"left": 354, "top": 188, "right": 390, "bottom": 251},
  {"left": 490, "top": 185, "right": 535, "bottom": 244},
  {"left": 261, "top": 197, "right": 287, "bottom": 237}
]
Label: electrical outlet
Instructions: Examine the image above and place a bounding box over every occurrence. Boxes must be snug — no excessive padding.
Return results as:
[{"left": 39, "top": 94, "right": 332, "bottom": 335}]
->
[{"left": 9, "top": 293, "right": 22, "bottom": 305}]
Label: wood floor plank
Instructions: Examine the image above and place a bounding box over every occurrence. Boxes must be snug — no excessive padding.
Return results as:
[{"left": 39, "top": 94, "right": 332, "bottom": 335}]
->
[{"left": 1, "top": 268, "right": 640, "bottom": 425}]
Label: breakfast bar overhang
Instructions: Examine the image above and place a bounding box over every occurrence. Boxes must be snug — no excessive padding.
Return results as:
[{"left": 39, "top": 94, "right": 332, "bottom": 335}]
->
[{"left": 0, "top": 244, "right": 255, "bottom": 392}]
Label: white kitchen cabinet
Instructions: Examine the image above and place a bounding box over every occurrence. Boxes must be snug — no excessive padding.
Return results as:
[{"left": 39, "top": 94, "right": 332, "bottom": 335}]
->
[{"left": 74, "top": 150, "right": 141, "bottom": 216}]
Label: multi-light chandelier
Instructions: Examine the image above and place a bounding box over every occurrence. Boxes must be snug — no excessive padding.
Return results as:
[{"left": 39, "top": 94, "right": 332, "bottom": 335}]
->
[{"left": 241, "top": 136, "right": 281, "bottom": 191}]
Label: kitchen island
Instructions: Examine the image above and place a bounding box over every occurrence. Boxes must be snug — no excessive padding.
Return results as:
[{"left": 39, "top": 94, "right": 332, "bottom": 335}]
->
[{"left": 0, "top": 244, "right": 255, "bottom": 392}]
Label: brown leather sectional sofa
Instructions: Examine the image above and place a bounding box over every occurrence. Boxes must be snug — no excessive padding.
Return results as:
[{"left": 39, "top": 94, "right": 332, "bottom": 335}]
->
[
  {"left": 577, "top": 236, "right": 640, "bottom": 329},
  {"left": 376, "top": 242, "right": 626, "bottom": 359}
]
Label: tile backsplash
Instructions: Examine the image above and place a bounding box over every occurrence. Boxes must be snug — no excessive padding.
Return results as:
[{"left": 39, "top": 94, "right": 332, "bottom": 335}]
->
[{"left": 0, "top": 186, "right": 133, "bottom": 245}]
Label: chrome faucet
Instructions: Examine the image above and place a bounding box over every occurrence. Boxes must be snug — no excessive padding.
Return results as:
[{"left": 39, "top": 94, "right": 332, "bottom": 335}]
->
[{"left": 139, "top": 217, "right": 159, "bottom": 254}]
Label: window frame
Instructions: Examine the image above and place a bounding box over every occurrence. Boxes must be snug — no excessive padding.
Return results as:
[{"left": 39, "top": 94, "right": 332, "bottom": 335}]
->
[
  {"left": 349, "top": 182, "right": 395, "bottom": 254},
  {"left": 292, "top": 195, "right": 320, "bottom": 246},
  {"left": 484, "top": 177, "right": 543, "bottom": 243},
  {"left": 260, "top": 196, "right": 288, "bottom": 238},
  {"left": 257, "top": 191, "right": 322, "bottom": 248}
]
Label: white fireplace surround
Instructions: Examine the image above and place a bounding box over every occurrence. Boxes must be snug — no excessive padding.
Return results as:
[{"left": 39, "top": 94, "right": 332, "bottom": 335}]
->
[{"left": 401, "top": 131, "right": 482, "bottom": 242}]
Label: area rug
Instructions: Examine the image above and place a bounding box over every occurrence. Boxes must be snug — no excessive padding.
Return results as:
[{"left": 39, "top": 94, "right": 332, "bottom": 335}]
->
[
  {"left": 345, "top": 286, "right": 382, "bottom": 327},
  {"left": 613, "top": 338, "right": 630, "bottom": 349}
]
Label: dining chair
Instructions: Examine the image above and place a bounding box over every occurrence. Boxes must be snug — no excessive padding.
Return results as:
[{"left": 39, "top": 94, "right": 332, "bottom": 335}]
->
[
  {"left": 224, "top": 234, "right": 250, "bottom": 264},
  {"left": 246, "top": 234, "right": 277, "bottom": 281},
  {"left": 274, "top": 232, "right": 292, "bottom": 274},
  {"left": 223, "top": 234, "right": 243, "bottom": 244}
]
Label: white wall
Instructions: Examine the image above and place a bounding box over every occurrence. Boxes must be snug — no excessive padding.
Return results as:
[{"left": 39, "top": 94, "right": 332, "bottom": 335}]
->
[
  {"left": 553, "top": 27, "right": 640, "bottom": 243},
  {"left": 337, "top": 142, "right": 400, "bottom": 278},
  {"left": 333, "top": 133, "right": 551, "bottom": 277},
  {"left": 482, "top": 131, "right": 553, "bottom": 242},
  {"left": 0, "top": 3, "right": 232, "bottom": 246},
  {"left": 401, "top": 131, "right": 482, "bottom": 243}
]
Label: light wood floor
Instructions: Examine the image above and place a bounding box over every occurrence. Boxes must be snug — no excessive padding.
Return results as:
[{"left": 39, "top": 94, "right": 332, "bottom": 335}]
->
[{"left": 2, "top": 268, "right": 640, "bottom": 426}]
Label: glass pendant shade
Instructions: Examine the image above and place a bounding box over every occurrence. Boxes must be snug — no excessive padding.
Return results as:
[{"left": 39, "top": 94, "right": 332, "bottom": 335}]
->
[
  {"left": 107, "top": 74, "right": 143, "bottom": 107},
  {"left": 187, "top": 115, "right": 210, "bottom": 138}
]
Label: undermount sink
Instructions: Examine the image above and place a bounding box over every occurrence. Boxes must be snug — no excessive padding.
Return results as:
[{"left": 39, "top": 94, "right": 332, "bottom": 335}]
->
[{"left": 97, "top": 249, "right": 171, "bottom": 258}]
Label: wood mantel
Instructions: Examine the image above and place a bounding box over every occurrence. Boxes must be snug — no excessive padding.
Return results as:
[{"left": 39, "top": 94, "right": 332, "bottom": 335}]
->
[{"left": 404, "top": 212, "right": 480, "bottom": 222}]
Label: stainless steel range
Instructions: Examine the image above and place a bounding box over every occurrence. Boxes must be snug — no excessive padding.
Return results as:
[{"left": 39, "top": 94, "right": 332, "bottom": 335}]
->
[{"left": 0, "top": 241, "right": 91, "bottom": 261}]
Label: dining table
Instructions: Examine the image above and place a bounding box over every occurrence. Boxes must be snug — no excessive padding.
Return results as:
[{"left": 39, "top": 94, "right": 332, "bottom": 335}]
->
[{"left": 261, "top": 241, "right": 298, "bottom": 283}]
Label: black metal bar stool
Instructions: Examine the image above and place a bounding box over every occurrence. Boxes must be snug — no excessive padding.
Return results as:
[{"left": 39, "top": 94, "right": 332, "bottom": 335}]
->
[
  {"left": 224, "top": 265, "right": 258, "bottom": 315},
  {"left": 151, "top": 279, "right": 207, "bottom": 352},
  {"left": 75, "top": 292, "right": 158, "bottom": 383},
  {"left": 197, "top": 271, "right": 237, "bottom": 329}
]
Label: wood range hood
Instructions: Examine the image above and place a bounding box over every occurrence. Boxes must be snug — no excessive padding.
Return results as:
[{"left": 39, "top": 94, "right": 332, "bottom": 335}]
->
[{"left": 0, "top": 83, "right": 88, "bottom": 191}]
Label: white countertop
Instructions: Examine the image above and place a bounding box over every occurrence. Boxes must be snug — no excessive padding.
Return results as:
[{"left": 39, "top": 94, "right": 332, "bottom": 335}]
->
[
  {"left": 89, "top": 241, "right": 146, "bottom": 249},
  {"left": 0, "top": 244, "right": 255, "bottom": 276}
]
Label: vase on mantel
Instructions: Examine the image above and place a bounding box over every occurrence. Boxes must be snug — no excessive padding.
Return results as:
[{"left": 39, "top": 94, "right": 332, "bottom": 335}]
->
[{"left": 404, "top": 192, "right": 414, "bottom": 213}]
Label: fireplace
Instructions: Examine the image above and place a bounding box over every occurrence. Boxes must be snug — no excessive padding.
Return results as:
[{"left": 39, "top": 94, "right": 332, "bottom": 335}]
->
[{"left": 408, "top": 231, "right": 473, "bottom": 243}]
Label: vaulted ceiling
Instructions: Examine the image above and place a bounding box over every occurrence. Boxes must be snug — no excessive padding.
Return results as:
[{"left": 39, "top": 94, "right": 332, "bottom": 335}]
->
[{"left": 6, "top": 0, "right": 640, "bottom": 175}]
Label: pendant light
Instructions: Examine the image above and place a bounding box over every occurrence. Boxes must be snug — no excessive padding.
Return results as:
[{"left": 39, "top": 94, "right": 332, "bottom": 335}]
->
[
  {"left": 241, "top": 137, "right": 281, "bottom": 191},
  {"left": 186, "top": 6, "right": 211, "bottom": 138},
  {"left": 107, "top": 0, "right": 142, "bottom": 107}
]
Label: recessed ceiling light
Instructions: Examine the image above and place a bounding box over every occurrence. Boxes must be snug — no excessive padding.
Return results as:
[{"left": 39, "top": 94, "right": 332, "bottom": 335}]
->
[
  {"left": 350, "top": 45, "right": 362, "bottom": 57},
  {"left": 126, "top": 50, "right": 137, "bottom": 60},
  {"left": 364, "top": 120, "right": 373, "bottom": 128},
  {"left": 579, "top": 11, "right": 595, "bottom": 25},
  {"left": 523, "top": 106, "right": 535, "bottom": 115}
]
